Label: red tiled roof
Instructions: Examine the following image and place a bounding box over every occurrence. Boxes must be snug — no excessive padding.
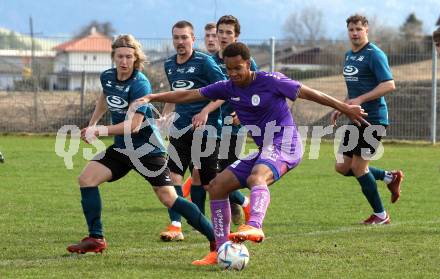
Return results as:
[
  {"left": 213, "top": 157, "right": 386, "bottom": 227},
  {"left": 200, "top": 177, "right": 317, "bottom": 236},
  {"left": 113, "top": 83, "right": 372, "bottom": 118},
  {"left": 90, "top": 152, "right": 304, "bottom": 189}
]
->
[{"left": 53, "top": 32, "right": 112, "bottom": 52}]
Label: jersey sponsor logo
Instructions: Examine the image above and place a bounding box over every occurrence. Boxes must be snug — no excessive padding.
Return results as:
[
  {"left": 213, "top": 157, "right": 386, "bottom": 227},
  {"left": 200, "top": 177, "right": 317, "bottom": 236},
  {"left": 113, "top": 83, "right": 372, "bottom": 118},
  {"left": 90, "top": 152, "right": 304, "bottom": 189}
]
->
[
  {"left": 105, "top": 80, "right": 112, "bottom": 87},
  {"left": 186, "top": 66, "right": 196, "bottom": 73},
  {"left": 230, "top": 160, "right": 240, "bottom": 168},
  {"left": 106, "top": 95, "right": 128, "bottom": 109},
  {"left": 172, "top": 80, "right": 194, "bottom": 91},
  {"left": 357, "top": 56, "right": 365, "bottom": 61},
  {"left": 124, "top": 86, "right": 130, "bottom": 93},
  {"left": 176, "top": 68, "right": 185, "bottom": 73},
  {"left": 231, "top": 97, "right": 240, "bottom": 101},
  {"left": 115, "top": 85, "right": 124, "bottom": 91},
  {"left": 167, "top": 68, "right": 172, "bottom": 75},
  {"left": 251, "top": 94, "right": 260, "bottom": 106},
  {"left": 343, "top": 65, "right": 359, "bottom": 76},
  {"left": 265, "top": 73, "right": 281, "bottom": 79}
]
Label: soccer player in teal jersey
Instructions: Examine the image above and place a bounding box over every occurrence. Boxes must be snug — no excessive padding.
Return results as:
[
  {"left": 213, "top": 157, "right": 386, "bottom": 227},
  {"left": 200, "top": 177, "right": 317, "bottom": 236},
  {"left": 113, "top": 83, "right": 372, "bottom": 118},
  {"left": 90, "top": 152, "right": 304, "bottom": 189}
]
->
[
  {"left": 131, "top": 42, "right": 368, "bottom": 265},
  {"left": 66, "top": 35, "right": 216, "bottom": 261},
  {"left": 159, "top": 21, "right": 226, "bottom": 242},
  {"left": 193, "top": 15, "right": 258, "bottom": 225},
  {"left": 331, "top": 15, "right": 404, "bottom": 225},
  {"left": 204, "top": 22, "right": 220, "bottom": 55}
]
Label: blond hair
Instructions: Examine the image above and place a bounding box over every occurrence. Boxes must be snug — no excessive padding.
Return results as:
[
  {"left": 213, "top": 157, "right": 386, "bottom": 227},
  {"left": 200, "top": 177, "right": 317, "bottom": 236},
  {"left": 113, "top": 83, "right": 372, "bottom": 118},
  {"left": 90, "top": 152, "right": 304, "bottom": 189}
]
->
[{"left": 111, "top": 34, "right": 146, "bottom": 71}]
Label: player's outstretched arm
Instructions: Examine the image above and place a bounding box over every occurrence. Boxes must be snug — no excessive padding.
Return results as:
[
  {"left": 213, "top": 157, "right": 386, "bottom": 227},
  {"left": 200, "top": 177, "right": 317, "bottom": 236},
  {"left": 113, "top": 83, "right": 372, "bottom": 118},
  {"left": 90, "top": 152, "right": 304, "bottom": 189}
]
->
[
  {"left": 298, "top": 84, "right": 369, "bottom": 126},
  {"left": 132, "top": 89, "right": 206, "bottom": 108}
]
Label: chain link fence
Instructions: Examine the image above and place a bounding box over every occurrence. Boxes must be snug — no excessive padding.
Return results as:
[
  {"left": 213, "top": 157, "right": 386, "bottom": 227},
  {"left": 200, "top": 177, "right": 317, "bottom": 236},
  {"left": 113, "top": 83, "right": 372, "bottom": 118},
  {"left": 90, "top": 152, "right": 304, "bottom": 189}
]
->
[{"left": 0, "top": 34, "right": 438, "bottom": 142}]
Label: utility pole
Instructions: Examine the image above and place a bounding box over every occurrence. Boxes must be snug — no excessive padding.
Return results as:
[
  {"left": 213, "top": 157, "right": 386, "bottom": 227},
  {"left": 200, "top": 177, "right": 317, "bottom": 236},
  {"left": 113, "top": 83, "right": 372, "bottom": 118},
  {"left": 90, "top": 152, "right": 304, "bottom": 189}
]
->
[
  {"left": 29, "top": 16, "right": 38, "bottom": 129},
  {"left": 214, "top": 0, "right": 217, "bottom": 21}
]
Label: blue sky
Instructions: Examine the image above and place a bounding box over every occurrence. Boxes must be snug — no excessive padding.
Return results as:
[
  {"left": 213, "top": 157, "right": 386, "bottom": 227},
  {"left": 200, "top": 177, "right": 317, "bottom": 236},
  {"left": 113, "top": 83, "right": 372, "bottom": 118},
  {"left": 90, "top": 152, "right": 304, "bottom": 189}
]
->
[{"left": 1, "top": 0, "right": 439, "bottom": 39}]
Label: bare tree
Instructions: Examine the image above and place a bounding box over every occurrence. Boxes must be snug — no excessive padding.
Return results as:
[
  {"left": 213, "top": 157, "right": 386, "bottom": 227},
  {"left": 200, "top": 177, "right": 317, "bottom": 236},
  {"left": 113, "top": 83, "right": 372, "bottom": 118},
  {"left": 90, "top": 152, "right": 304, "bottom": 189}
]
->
[
  {"left": 283, "top": 6, "right": 326, "bottom": 44},
  {"left": 400, "top": 13, "right": 423, "bottom": 40},
  {"left": 368, "top": 15, "right": 399, "bottom": 43}
]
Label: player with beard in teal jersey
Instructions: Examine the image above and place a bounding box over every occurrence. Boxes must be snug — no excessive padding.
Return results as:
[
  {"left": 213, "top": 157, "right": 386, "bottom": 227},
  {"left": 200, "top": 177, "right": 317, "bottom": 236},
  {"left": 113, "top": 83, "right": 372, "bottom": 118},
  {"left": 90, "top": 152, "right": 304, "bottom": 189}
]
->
[
  {"left": 192, "top": 15, "right": 258, "bottom": 225},
  {"left": 66, "top": 35, "right": 216, "bottom": 262},
  {"left": 331, "top": 15, "right": 404, "bottom": 225},
  {"left": 158, "top": 21, "right": 226, "bottom": 243}
]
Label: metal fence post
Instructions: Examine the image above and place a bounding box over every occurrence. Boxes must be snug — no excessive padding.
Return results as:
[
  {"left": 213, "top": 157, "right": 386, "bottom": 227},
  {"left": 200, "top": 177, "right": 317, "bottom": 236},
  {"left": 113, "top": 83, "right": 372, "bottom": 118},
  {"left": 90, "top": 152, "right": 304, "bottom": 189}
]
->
[
  {"left": 432, "top": 41, "right": 438, "bottom": 144},
  {"left": 270, "top": 37, "right": 275, "bottom": 72}
]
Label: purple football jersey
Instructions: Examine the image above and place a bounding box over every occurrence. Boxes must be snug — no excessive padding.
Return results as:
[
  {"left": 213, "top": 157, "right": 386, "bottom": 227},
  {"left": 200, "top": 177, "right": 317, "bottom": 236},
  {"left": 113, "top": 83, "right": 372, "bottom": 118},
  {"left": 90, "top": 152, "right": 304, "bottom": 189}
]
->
[{"left": 200, "top": 71, "right": 301, "bottom": 147}]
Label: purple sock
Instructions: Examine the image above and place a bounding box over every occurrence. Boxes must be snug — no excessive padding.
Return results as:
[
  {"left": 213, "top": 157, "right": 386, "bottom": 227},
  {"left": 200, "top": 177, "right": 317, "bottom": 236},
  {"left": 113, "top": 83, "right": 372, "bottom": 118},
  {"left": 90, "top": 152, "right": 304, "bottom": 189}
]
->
[
  {"left": 210, "top": 199, "right": 231, "bottom": 250},
  {"left": 248, "top": 185, "right": 270, "bottom": 229}
]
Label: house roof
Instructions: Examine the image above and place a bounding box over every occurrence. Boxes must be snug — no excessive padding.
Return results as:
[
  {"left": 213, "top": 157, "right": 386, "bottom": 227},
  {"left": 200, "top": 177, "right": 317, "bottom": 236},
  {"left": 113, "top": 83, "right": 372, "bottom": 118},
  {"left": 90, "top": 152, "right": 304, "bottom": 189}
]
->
[{"left": 53, "top": 31, "right": 112, "bottom": 53}]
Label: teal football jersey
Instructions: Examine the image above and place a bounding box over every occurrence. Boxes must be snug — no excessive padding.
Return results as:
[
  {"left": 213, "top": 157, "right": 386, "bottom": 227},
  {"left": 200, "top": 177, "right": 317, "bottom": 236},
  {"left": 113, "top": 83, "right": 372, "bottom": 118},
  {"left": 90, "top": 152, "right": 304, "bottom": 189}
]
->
[
  {"left": 164, "top": 51, "right": 226, "bottom": 136},
  {"left": 100, "top": 68, "right": 165, "bottom": 153},
  {"left": 343, "top": 42, "right": 393, "bottom": 125}
]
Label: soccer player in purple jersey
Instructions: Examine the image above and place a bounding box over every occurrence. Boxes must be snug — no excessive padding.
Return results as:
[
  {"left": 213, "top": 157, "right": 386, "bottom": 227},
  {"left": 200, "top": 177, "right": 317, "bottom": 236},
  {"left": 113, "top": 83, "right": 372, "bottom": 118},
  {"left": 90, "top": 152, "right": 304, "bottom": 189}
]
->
[{"left": 131, "top": 42, "right": 368, "bottom": 265}]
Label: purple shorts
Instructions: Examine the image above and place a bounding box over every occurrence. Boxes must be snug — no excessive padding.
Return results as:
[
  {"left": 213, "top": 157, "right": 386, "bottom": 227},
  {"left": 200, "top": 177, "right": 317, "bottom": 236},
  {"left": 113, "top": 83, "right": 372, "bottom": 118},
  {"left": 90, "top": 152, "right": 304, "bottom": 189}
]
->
[{"left": 227, "top": 140, "right": 303, "bottom": 187}]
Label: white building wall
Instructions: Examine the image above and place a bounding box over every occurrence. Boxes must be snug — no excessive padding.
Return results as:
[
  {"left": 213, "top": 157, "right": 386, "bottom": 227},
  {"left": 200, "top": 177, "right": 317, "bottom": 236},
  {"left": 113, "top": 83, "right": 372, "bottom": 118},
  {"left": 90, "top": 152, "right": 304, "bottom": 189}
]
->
[
  {"left": 54, "top": 51, "right": 111, "bottom": 90},
  {"left": 68, "top": 52, "right": 111, "bottom": 73}
]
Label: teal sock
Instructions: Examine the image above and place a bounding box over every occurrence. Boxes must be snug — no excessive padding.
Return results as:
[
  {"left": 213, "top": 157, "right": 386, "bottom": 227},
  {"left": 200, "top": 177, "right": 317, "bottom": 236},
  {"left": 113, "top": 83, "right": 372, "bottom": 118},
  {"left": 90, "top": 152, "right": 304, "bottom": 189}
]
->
[
  {"left": 229, "top": 190, "right": 245, "bottom": 205},
  {"left": 345, "top": 167, "right": 385, "bottom": 181},
  {"left": 171, "top": 197, "right": 215, "bottom": 241},
  {"left": 356, "top": 172, "right": 385, "bottom": 213},
  {"left": 80, "top": 187, "right": 103, "bottom": 237},
  {"left": 190, "top": 185, "right": 206, "bottom": 215},
  {"left": 167, "top": 185, "right": 182, "bottom": 223},
  {"left": 368, "top": 166, "right": 385, "bottom": 180}
]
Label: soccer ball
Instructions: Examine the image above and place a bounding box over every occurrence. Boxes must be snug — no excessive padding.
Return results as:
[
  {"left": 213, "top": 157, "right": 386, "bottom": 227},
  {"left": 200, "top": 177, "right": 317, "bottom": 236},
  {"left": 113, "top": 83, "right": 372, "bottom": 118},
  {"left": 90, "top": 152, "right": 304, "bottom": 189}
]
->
[{"left": 217, "top": 241, "right": 249, "bottom": 271}]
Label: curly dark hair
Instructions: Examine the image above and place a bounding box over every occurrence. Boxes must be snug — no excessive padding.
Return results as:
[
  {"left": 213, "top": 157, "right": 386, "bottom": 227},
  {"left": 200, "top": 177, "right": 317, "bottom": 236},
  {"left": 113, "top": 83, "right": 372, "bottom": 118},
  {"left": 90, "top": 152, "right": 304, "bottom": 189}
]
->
[{"left": 223, "top": 42, "right": 250, "bottom": 60}]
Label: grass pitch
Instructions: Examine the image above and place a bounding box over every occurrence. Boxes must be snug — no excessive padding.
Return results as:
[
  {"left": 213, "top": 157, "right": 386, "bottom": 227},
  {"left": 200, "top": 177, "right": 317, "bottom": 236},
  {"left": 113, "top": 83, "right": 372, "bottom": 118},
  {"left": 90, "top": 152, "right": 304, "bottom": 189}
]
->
[{"left": 0, "top": 135, "right": 439, "bottom": 278}]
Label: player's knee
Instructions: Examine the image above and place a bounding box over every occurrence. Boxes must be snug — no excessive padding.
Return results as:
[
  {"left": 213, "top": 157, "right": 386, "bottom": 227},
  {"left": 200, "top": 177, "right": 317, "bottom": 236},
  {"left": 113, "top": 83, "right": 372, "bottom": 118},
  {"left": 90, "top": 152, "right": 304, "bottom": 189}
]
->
[
  {"left": 246, "top": 174, "right": 264, "bottom": 187},
  {"left": 160, "top": 197, "right": 174, "bottom": 208},
  {"left": 78, "top": 174, "right": 94, "bottom": 187},
  {"left": 207, "top": 177, "right": 226, "bottom": 198},
  {"left": 335, "top": 163, "right": 349, "bottom": 175},
  {"left": 154, "top": 187, "right": 175, "bottom": 208}
]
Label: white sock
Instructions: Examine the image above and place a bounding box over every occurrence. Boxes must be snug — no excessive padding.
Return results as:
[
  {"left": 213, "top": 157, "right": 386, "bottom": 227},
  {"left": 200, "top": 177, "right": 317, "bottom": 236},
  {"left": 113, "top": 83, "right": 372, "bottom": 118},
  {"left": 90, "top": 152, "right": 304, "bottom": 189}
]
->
[
  {"left": 242, "top": 196, "right": 249, "bottom": 207},
  {"left": 384, "top": 171, "right": 393, "bottom": 184},
  {"left": 374, "top": 211, "right": 387, "bottom": 219},
  {"left": 171, "top": 221, "right": 182, "bottom": 228}
]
